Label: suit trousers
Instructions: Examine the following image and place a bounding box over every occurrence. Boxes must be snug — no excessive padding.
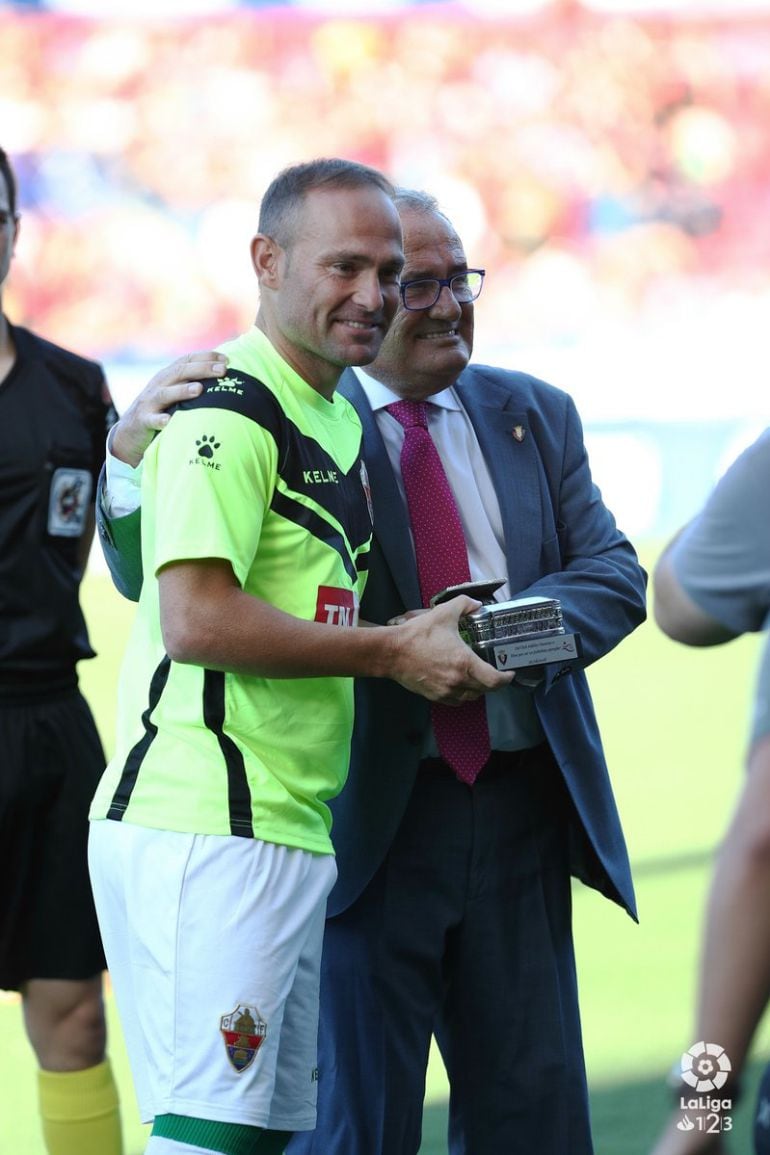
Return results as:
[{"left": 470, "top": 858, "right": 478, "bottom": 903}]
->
[{"left": 288, "top": 745, "right": 594, "bottom": 1155}]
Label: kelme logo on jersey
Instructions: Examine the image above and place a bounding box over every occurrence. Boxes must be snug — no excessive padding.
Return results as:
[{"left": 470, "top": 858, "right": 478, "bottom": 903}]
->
[
  {"left": 190, "top": 434, "right": 222, "bottom": 471},
  {"left": 315, "top": 586, "right": 359, "bottom": 628},
  {"left": 302, "top": 467, "right": 338, "bottom": 485},
  {"left": 205, "top": 375, "right": 244, "bottom": 396},
  {"left": 220, "top": 1004, "right": 267, "bottom": 1074}
]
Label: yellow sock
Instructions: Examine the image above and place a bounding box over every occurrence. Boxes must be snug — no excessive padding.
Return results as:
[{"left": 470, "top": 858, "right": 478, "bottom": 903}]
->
[{"left": 38, "top": 1059, "right": 123, "bottom": 1155}]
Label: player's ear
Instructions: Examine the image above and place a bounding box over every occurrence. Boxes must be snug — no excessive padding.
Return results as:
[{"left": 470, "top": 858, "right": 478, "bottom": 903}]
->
[{"left": 251, "top": 233, "right": 283, "bottom": 288}]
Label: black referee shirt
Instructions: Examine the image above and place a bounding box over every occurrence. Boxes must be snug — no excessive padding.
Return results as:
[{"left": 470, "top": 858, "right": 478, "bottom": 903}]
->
[{"left": 0, "top": 322, "right": 115, "bottom": 694}]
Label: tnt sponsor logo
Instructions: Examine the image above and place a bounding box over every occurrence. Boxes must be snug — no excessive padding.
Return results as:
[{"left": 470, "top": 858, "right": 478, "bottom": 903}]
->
[{"left": 315, "top": 586, "right": 359, "bottom": 628}]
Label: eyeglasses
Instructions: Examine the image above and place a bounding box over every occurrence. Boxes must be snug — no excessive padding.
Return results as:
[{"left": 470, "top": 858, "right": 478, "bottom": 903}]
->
[{"left": 399, "top": 269, "right": 485, "bottom": 311}]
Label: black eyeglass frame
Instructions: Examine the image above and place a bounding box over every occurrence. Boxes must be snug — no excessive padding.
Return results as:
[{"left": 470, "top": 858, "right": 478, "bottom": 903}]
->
[{"left": 399, "top": 268, "right": 486, "bottom": 311}]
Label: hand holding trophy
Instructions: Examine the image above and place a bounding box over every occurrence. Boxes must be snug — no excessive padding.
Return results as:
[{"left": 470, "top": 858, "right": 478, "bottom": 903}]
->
[{"left": 430, "top": 579, "right": 581, "bottom": 680}]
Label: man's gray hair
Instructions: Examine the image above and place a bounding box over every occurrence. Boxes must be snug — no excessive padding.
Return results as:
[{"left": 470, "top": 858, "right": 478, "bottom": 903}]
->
[
  {"left": 392, "top": 188, "right": 440, "bottom": 215},
  {"left": 393, "top": 188, "right": 457, "bottom": 234}
]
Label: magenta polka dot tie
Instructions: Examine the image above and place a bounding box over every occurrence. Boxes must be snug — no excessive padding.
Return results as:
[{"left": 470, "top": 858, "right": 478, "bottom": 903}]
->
[{"left": 387, "top": 399, "right": 491, "bottom": 784}]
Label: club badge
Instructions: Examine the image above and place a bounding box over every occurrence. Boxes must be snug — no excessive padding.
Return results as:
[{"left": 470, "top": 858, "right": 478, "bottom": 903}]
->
[{"left": 220, "top": 1004, "right": 267, "bottom": 1074}]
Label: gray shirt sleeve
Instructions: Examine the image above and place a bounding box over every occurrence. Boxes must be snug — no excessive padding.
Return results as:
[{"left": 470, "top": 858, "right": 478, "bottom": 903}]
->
[
  {"left": 750, "top": 634, "right": 770, "bottom": 746},
  {"left": 670, "top": 428, "right": 770, "bottom": 636}
]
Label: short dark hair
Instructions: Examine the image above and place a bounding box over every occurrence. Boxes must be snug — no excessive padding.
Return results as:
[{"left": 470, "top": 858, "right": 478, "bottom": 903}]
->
[
  {"left": 258, "top": 158, "right": 395, "bottom": 248},
  {"left": 0, "top": 148, "right": 17, "bottom": 216}
]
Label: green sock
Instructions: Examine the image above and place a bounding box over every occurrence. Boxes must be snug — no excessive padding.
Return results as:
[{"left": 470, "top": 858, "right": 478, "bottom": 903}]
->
[{"left": 151, "top": 1114, "right": 264, "bottom": 1155}]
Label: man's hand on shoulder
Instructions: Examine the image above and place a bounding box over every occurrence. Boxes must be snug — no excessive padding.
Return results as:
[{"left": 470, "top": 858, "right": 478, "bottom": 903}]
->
[{"left": 111, "top": 351, "right": 228, "bottom": 467}]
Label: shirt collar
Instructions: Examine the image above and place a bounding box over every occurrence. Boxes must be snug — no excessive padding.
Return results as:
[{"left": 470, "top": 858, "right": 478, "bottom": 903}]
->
[{"left": 353, "top": 366, "right": 461, "bottom": 414}]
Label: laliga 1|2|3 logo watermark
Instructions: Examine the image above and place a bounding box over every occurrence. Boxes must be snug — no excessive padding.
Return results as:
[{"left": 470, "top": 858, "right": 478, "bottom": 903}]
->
[{"left": 676, "top": 1042, "right": 733, "bottom": 1136}]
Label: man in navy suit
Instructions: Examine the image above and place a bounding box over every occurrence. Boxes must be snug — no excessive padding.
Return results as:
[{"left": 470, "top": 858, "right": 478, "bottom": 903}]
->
[{"left": 99, "top": 189, "right": 646, "bottom": 1155}]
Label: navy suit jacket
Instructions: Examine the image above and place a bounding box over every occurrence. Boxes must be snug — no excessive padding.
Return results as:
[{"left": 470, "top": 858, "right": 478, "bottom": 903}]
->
[
  {"left": 97, "top": 363, "right": 646, "bottom": 920},
  {"left": 331, "top": 365, "right": 645, "bottom": 920}
]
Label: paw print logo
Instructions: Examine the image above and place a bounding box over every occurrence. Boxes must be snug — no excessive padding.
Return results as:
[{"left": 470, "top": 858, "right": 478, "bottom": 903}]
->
[
  {"left": 680, "top": 1042, "right": 731, "bottom": 1091},
  {"left": 196, "top": 435, "right": 221, "bottom": 460}
]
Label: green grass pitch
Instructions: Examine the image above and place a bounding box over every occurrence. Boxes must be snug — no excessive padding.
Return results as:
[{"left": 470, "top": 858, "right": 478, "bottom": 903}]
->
[{"left": 2, "top": 550, "right": 768, "bottom": 1153}]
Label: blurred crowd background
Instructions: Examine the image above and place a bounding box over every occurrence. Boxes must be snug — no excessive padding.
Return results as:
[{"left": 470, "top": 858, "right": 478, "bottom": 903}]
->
[{"left": 2, "top": 0, "right": 768, "bottom": 537}]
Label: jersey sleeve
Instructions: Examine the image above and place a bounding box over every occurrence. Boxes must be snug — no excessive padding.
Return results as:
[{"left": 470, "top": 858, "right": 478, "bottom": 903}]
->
[
  {"left": 670, "top": 428, "right": 770, "bottom": 634},
  {"left": 147, "top": 406, "right": 278, "bottom": 588},
  {"left": 750, "top": 634, "right": 770, "bottom": 747}
]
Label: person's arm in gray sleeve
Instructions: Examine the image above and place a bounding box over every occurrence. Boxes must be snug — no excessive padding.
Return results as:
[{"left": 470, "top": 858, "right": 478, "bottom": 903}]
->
[{"left": 654, "top": 428, "right": 770, "bottom": 646}]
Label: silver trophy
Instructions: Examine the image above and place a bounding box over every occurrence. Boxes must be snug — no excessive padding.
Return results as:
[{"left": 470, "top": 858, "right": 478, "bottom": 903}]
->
[{"left": 430, "top": 579, "right": 581, "bottom": 675}]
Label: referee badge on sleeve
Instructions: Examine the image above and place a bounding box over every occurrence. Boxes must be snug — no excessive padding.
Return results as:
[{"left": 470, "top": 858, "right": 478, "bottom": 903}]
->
[
  {"left": 220, "top": 1004, "right": 268, "bottom": 1074},
  {"left": 48, "top": 468, "right": 92, "bottom": 537}
]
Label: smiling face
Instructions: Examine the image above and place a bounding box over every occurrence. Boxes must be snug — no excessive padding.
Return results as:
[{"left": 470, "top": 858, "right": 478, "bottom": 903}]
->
[
  {"left": 367, "top": 205, "right": 474, "bottom": 401},
  {"left": 252, "top": 183, "right": 404, "bottom": 397}
]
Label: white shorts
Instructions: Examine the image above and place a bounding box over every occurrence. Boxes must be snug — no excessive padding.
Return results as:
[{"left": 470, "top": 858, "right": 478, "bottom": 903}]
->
[{"left": 88, "top": 821, "right": 337, "bottom": 1131}]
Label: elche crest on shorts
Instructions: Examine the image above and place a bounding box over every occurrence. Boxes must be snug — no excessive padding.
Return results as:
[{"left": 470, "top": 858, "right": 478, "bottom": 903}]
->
[{"left": 220, "top": 1003, "right": 267, "bottom": 1073}]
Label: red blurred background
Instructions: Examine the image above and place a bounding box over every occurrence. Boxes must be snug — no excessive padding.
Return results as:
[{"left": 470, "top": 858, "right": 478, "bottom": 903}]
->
[{"left": 2, "top": 0, "right": 768, "bottom": 534}]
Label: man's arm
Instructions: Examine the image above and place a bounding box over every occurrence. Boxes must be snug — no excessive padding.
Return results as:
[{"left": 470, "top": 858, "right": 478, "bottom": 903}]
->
[
  {"left": 98, "top": 351, "right": 228, "bottom": 600},
  {"left": 505, "top": 391, "right": 647, "bottom": 674},
  {"left": 653, "top": 428, "right": 770, "bottom": 646},
  {"left": 159, "top": 559, "right": 513, "bottom": 704},
  {"left": 111, "top": 351, "right": 228, "bottom": 466},
  {"left": 653, "top": 532, "right": 738, "bottom": 647},
  {"left": 96, "top": 478, "right": 143, "bottom": 601}
]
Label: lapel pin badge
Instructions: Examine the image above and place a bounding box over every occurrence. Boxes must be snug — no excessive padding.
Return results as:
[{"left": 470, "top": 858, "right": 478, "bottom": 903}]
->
[{"left": 512, "top": 425, "right": 525, "bottom": 442}]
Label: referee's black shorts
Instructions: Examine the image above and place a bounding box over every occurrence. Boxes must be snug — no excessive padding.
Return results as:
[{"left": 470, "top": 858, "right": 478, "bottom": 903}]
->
[{"left": 0, "top": 687, "right": 107, "bottom": 991}]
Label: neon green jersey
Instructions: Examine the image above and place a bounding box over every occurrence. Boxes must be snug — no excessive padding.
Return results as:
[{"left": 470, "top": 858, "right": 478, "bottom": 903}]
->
[{"left": 90, "top": 328, "right": 373, "bottom": 853}]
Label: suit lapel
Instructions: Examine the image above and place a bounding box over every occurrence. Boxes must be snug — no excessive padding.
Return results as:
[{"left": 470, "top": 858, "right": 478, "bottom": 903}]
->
[
  {"left": 455, "top": 371, "right": 544, "bottom": 593},
  {"left": 339, "top": 370, "right": 421, "bottom": 610}
]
